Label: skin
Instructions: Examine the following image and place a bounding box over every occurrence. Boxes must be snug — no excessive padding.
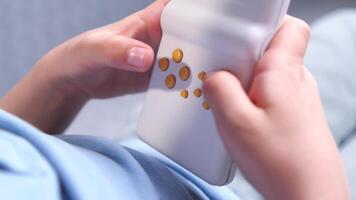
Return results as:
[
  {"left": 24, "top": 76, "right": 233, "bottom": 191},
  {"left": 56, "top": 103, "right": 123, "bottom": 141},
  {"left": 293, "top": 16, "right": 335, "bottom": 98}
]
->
[
  {"left": 0, "top": 1, "right": 350, "bottom": 199},
  {"left": 203, "top": 16, "right": 350, "bottom": 199},
  {"left": 0, "top": 0, "right": 169, "bottom": 133}
]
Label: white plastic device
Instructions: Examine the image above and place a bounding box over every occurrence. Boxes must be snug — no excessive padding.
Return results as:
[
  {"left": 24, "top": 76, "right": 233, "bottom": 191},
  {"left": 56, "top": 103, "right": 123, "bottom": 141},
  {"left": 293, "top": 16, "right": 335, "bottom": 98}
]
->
[{"left": 138, "top": 0, "right": 290, "bottom": 185}]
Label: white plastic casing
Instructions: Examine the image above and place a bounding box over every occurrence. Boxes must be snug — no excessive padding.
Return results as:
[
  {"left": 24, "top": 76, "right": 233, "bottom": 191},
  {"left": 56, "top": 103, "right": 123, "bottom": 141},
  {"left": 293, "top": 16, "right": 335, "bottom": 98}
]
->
[{"left": 138, "top": 0, "right": 290, "bottom": 185}]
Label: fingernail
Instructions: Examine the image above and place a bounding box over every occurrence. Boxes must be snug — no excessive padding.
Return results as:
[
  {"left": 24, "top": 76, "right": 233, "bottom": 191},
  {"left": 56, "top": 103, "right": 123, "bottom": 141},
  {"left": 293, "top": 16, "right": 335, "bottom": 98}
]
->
[
  {"left": 204, "top": 72, "right": 213, "bottom": 80},
  {"left": 205, "top": 70, "right": 232, "bottom": 81},
  {"left": 127, "top": 47, "right": 148, "bottom": 69},
  {"left": 205, "top": 71, "right": 219, "bottom": 80}
]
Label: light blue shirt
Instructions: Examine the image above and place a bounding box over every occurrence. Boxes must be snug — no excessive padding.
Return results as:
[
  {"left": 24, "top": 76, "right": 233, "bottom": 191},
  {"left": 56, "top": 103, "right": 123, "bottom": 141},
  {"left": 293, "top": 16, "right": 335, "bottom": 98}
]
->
[{"left": 0, "top": 109, "right": 238, "bottom": 200}]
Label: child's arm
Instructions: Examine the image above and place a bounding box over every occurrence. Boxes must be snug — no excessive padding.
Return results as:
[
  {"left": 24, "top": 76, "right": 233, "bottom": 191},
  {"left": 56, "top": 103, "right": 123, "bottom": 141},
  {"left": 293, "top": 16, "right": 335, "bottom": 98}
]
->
[
  {"left": 203, "top": 16, "right": 350, "bottom": 200},
  {"left": 0, "top": 0, "right": 169, "bottom": 134}
]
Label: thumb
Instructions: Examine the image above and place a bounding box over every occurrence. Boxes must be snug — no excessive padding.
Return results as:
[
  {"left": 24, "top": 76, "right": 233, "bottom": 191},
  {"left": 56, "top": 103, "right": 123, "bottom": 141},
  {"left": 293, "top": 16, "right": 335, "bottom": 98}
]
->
[
  {"left": 100, "top": 35, "right": 155, "bottom": 72},
  {"left": 76, "top": 34, "right": 155, "bottom": 72},
  {"left": 203, "top": 71, "right": 261, "bottom": 131}
]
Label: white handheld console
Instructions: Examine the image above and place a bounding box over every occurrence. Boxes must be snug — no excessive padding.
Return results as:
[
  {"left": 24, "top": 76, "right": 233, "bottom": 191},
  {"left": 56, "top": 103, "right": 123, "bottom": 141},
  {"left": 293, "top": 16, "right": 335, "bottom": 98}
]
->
[{"left": 139, "top": 0, "right": 290, "bottom": 185}]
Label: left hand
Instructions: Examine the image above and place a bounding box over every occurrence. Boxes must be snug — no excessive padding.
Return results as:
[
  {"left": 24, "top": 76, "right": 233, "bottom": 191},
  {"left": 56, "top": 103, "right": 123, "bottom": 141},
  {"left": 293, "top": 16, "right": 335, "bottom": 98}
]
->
[{"left": 203, "top": 16, "right": 349, "bottom": 199}]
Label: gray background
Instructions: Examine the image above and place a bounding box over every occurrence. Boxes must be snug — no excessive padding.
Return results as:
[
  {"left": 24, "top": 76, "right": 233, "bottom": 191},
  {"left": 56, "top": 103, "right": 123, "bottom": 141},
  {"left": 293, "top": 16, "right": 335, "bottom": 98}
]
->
[{"left": 1, "top": 0, "right": 355, "bottom": 138}]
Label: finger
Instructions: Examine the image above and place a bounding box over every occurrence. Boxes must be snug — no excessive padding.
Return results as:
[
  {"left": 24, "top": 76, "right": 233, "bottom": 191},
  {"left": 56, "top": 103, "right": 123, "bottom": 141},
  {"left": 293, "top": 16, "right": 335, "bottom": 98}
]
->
[
  {"left": 79, "top": 34, "right": 155, "bottom": 72},
  {"left": 103, "top": 35, "right": 155, "bottom": 72},
  {"left": 267, "top": 16, "right": 311, "bottom": 65},
  {"left": 108, "top": 0, "right": 170, "bottom": 48},
  {"left": 203, "top": 71, "right": 261, "bottom": 130},
  {"left": 145, "top": 0, "right": 171, "bottom": 10},
  {"left": 138, "top": 0, "right": 171, "bottom": 48}
]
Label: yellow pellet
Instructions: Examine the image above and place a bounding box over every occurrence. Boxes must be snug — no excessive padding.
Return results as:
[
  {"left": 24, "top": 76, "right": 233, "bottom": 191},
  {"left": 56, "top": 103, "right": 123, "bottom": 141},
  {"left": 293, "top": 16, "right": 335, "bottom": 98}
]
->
[
  {"left": 194, "top": 89, "right": 202, "bottom": 97},
  {"left": 165, "top": 74, "right": 176, "bottom": 89},
  {"left": 158, "top": 57, "right": 170, "bottom": 71},
  {"left": 202, "top": 101, "right": 210, "bottom": 110},
  {"left": 172, "top": 48, "right": 184, "bottom": 63},
  {"left": 179, "top": 66, "right": 191, "bottom": 81},
  {"left": 198, "top": 71, "right": 206, "bottom": 81},
  {"left": 181, "top": 90, "right": 189, "bottom": 99}
]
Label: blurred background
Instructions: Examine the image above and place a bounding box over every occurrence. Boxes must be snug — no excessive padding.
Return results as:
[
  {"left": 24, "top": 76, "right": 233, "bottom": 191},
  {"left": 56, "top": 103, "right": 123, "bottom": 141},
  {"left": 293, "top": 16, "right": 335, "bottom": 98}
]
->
[
  {"left": 1, "top": 0, "right": 355, "bottom": 138},
  {"left": 0, "top": 0, "right": 356, "bottom": 199}
]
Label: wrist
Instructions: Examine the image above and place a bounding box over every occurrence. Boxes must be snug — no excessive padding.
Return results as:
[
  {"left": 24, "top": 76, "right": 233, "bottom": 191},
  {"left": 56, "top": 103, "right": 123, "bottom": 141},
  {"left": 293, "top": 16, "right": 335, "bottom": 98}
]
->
[
  {"left": 0, "top": 45, "right": 89, "bottom": 134},
  {"left": 35, "top": 43, "right": 90, "bottom": 103},
  {"left": 30, "top": 62, "right": 89, "bottom": 133}
]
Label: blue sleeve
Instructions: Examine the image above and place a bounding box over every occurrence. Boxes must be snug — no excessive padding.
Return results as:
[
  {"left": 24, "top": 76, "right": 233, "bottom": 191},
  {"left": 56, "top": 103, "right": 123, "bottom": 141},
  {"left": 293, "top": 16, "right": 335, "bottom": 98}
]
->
[
  {"left": 0, "top": 130, "right": 59, "bottom": 200},
  {"left": 0, "top": 109, "right": 238, "bottom": 200}
]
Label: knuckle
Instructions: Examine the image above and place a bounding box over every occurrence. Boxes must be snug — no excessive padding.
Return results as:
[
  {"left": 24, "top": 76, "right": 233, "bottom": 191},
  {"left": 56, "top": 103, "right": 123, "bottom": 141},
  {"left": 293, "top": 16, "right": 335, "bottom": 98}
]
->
[
  {"left": 81, "top": 31, "right": 103, "bottom": 49},
  {"left": 203, "top": 71, "right": 229, "bottom": 93},
  {"left": 80, "top": 30, "right": 121, "bottom": 67},
  {"left": 66, "top": 31, "right": 103, "bottom": 60},
  {"left": 262, "top": 51, "right": 293, "bottom": 69},
  {"left": 294, "top": 18, "right": 311, "bottom": 39},
  {"left": 260, "top": 50, "right": 304, "bottom": 79},
  {"left": 102, "top": 36, "right": 123, "bottom": 67}
]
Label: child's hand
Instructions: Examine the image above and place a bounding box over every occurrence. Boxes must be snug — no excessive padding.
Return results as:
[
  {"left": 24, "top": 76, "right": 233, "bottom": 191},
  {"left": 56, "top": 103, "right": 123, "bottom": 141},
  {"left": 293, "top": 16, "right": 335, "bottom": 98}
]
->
[
  {"left": 41, "top": 0, "right": 169, "bottom": 98},
  {"left": 0, "top": 0, "right": 170, "bottom": 133},
  {"left": 203, "top": 16, "right": 349, "bottom": 200}
]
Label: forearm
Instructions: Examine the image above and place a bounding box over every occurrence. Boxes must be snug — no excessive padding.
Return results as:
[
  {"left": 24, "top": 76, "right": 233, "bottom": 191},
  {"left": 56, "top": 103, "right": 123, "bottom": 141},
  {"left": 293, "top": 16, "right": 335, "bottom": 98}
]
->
[{"left": 0, "top": 50, "right": 88, "bottom": 134}]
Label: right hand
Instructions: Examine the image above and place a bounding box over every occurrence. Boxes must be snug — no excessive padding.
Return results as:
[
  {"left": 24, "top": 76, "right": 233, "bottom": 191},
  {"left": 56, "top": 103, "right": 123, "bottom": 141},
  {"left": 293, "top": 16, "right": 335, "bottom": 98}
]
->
[
  {"left": 203, "top": 16, "right": 349, "bottom": 200},
  {"left": 0, "top": 0, "right": 170, "bottom": 133},
  {"left": 37, "top": 0, "right": 170, "bottom": 99}
]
